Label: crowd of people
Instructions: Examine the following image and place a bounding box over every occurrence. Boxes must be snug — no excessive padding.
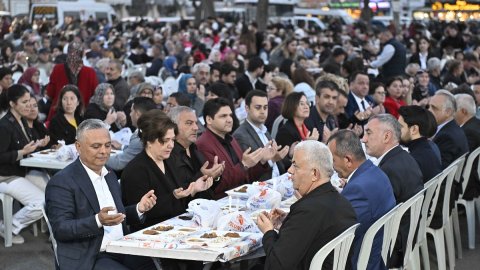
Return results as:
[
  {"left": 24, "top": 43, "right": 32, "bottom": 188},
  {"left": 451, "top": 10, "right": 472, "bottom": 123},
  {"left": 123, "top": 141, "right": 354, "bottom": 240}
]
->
[{"left": 0, "top": 13, "right": 480, "bottom": 270}]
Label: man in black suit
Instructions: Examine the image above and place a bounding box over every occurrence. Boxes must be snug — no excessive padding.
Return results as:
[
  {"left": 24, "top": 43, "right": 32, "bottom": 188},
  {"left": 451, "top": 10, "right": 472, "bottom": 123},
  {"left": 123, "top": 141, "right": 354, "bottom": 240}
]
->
[
  {"left": 454, "top": 94, "right": 480, "bottom": 199},
  {"left": 256, "top": 140, "right": 357, "bottom": 270},
  {"left": 363, "top": 114, "right": 424, "bottom": 267},
  {"left": 398, "top": 106, "right": 442, "bottom": 183},
  {"left": 235, "top": 56, "right": 264, "bottom": 99},
  {"left": 45, "top": 119, "right": 157, "bottom": 270},
  {"left": 306, "top": 80, "right": 339, "bottom": 143},
  {"left": 233, "top": 90, "right": 289, "bottom": 180},
  {"left": 345, "top": 71, "right": 376, "bottom": 127}
]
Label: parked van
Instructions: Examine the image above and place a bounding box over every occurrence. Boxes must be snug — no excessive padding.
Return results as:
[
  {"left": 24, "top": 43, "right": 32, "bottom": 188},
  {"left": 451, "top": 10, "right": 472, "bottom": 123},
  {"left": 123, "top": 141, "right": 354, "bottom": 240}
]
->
[
  {"left": 281, "top": 16, "right": 327, "bottom": 31},
  {"left": 294, "top": 8, "right": 354, "bottom": 26},
  {"left": 30, "top": 0, "right": 116, "bottom": 28}
]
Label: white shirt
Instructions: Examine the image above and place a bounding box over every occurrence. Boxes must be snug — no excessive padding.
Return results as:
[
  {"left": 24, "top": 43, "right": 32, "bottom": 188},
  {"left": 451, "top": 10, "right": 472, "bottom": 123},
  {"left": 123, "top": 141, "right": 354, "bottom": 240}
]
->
[
  {"left": 373, "top": 145, "right": 398, "bottom": 166},
  {"left": 245, "top": 71, "right": 257, "bottom": 90},
  {"left": 419, "top": 52, "right": 428, "bottom": 70},
  {"left": 246, "top": 119, "right": 280, "bottom": 178},
  {"left": 352, "top": 91, "right": 371, "bottom": 112},
  {"left": 80, "top": 161, "right": 137, "bottom": 252},
  {"left": 370, "top": 44, "right": 395, "bottom": 68}
]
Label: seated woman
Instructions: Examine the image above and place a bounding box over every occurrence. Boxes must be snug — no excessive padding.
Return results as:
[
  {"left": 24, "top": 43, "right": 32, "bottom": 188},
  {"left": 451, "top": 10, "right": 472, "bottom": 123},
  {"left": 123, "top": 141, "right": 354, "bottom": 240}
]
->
[
  {"left": 369, "top": 82, "right": 387, "bottom": 114},
  {"left": 275, "top": 92, "right": 319, "bottom": 168},
  {"left": 48, "top": 85, "right": 84, "bottom": 145},
  {"left": 121, "top": 109, "right": 213, "bottom": 232},
  {"left": 265, "top": 77, "right": 294, "bottom": 131},
  {"left": 0, "top": 84, "right": 49, "bottom": 244},
  {"left": 384, "top": 76, "right": 407, "bottom": 119},
  {"left": 25, "top": 96, "right": 52, "bottom": 148},
  {"left": 178, "top": 74, "right": 204, "bottom": 117},
  {"left": 17, "top": 67, "right": 41, "bottom": 98},
  {"left": 84, "top": 83, "right": 126, "bottom": 132}
]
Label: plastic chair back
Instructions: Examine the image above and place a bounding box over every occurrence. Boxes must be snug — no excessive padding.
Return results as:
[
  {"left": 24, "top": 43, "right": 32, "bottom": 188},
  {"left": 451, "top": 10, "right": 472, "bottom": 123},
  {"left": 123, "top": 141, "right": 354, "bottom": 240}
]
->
[{"left": 42, "top": 204, "right": 59, "bottom": 266}]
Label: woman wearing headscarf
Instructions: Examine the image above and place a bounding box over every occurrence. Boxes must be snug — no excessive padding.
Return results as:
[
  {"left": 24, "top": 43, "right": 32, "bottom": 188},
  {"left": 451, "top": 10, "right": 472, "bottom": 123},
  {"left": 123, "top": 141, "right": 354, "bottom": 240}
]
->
[
  {"left": 159, "top": 56, "right": 177, "bottom": 80},
  {"left": 178, "top": 73, "right": 204, "bottom": 117},
  {"left": 45, "top": 41, "right": 99, "bottom": 122},
  {"left": 17, "top": 67, "right": 41, "bottom": 97},
  {"left": 84, "top": 83, "right": 126, "bottom": 132}
]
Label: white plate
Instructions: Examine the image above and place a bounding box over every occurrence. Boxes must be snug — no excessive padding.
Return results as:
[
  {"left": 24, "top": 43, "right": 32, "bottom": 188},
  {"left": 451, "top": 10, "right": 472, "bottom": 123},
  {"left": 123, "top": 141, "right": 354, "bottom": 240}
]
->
[
  {"left": 225, "top": 184, "right": 251, "bottom": 198},
  {"left": 183, "top": 230, "right": 250, "bottom": 248},
  {"left": 30, "top": 150, "right": 57, "bottom": 158}
]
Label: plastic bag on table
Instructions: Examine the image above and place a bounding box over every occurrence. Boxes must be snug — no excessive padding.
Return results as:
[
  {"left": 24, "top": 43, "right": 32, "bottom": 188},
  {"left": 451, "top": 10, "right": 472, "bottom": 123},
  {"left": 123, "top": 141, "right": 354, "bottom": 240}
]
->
[
  {"left": 55, "top": 141, "right": 78, "bottom": 161},
  {"left": 271, "top": 173, "right": 294, "bottom": 200},
  {"left": 216, "top": 211, "right": 258, "bottom": 233},
  {"left": 246, "top": 188, "right": 281, "bottom": 210},
  {"left": 188, "top": 199, "right": 223, "bottom": 228}
]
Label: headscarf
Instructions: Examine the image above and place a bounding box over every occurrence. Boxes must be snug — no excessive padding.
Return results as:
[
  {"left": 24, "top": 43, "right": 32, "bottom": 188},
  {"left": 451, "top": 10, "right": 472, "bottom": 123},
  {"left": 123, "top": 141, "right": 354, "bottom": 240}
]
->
[
  {"left": 66, "top": 41, "right": 83, "bottom": 85},
  {"left": 89, "top": 83, "right": 114, "bottom": 112},
  {"left": 18, "top": 67, "right": 41, "bottom": 96},
  {"left": 163, "top": 56, "right": 177, "bottom": 77},
  {"left": 128, "top": 82, "right": 154, "bottom": 100},
  {"left": 178, "top": 73, "right": 197, "bottom": 105}
]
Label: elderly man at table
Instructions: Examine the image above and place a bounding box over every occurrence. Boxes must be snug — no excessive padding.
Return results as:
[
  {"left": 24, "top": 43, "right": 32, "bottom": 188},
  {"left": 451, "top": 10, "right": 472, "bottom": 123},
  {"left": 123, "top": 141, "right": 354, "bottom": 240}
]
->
[
  {"left": 45, "top": 119, "right": 157, "bottom": 270},
  {"left": 167, "top": 106, "right": 224, "bottom": 192},
  {"left": 106, "top": 97, "right": 156, "bottom": 172},
  {"left": 197, "top": 98, "right": 272, "bottom": 199},
  {"left": 233, "top": 90, "right": 288, "bottom": 181},
  {"left": 327, "top": 130, "right": 396, "bottom": 270},
  {"left": 362, "top": 114, "right": 424, "bottom": 268},
  {"left": 256, "top": 140, "right": 357, "bottom": 270}
]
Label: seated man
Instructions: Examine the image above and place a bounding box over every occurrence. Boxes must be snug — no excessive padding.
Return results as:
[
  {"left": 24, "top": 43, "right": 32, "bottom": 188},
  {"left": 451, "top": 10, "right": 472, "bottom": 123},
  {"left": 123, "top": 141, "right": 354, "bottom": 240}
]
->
[
  {"left": 196, "top": 98, "right": 271, "bottom": 198},
  {"left": 45, "top": 119, "right": 157, "bottom": 270},
  {"left": 256, "top": 140, "right": 357, "bottom": 270},
  {"left": 327, "top": 130, "right": 396, "bottom": 270}
]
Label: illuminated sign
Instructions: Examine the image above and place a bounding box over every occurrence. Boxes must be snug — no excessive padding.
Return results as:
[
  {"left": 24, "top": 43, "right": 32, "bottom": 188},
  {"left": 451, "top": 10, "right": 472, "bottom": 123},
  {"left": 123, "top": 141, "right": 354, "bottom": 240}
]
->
[{"left": 433, "top": 0, "right": 480, "bottom": 10}]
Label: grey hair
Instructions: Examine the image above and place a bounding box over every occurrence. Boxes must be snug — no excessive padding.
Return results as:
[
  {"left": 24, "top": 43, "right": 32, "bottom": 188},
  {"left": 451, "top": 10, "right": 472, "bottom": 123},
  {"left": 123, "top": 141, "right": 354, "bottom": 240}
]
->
[
  {"left": 76, "top": 119, "right": 110, "bottom": 141},
  {"left": 294, "top": 140, "right": 334, "bottom": 178},
  {"left": 192, "top": 62, "right": 210, "bottom": 74},
  {"left": 128, "top": 70, "right": 145, "bottom": 82},
  {"left": 370, "top": 114, "right": 402, "bottom": 143},
  {"left": 327, "top": 129, "right": 366, "bottom": 161},
  {"left": 96, "top": 58, "right": 111, "bottom": 69},
  {"left": 455, "top": 93, "right": 476, "bottom": 116},
  {"left": 167, "top": 106, "right": 195, "bottom": 124},
  {"left": 109, "top": 59, "right": 122, "bottom": 71},
  {"left": 435, "top": 89, "right": 457, "bottom": 113},
  {"left": 427, "top": 57, "right": 442, "bottom": 72}
]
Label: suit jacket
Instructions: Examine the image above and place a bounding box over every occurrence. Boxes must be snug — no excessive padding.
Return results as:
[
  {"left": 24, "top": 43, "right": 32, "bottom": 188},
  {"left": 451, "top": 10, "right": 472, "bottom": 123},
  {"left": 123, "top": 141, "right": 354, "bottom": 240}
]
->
[
  {"left": 433, "top": 119, "right": 469, "bottom": 169},
  {"left": 378, "top": 146, "right": 424, "bottom": 267},
  {"left": 48, "top": 113, "right": 83, "bottom": 145},
  {"left": 106, "top": 130, "right": 143, "bottom": 171},
  {"left": 342, "top": 160, "right": 396, "bottom": 270},
  {"left": 197, "top": 128, "right": 270, "bottom": 199},
  {"left": 461, "top": 117, "right": 480, "bottom": 199},
  {"left": 345, "top": 92, "right": 375, "bottom": 125},
  {"left": 405, "top": 137, "right": 443, "bottom": 183},
  {"left": 121, "top": 150, "right": 187, "bottom": 231},
  {"left": 233, "top": 121, "right": 286, "bottom": 180},
  {"left": 45, "top": 159, "right": 140, "bottom": 270},
  {"left": 234, "top": 73, "right": 254, "bottom": 99},
  {"left": 263, "top": 182, "right": 357, "bottom": 270}
]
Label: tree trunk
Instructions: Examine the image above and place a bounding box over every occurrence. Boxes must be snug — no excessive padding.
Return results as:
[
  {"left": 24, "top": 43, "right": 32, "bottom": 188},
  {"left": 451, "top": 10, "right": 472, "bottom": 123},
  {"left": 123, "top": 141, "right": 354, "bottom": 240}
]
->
[
  {"left": 360, "top": 0, "right": 373, "bottom": 22},
  {"left": 256, "top": 0, "right": 269, "bottom": 32},
  {"left": 194, "top": 0, "right": 215, "bottom": 25}
]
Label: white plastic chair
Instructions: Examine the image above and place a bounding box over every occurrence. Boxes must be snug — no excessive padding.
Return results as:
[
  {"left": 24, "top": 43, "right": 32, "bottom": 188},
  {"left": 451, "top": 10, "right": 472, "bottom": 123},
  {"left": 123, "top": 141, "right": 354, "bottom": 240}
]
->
[
  {"left": 451, "top": 153, "right": 467, "bottom": 259},
  {"left": 0, "top": 193, "right": 14, "bottom": 247},
  {"left": 357, "top": 204, "right": 400, "bottom": 270},
  {"left": 309, "top": 223, "right": 360, "bottom": 270},
  {"left": 41, "top": 204, "right": 58, "bottom": 266},
  {"left": 455, "top": 146, "right": 480, "bottom": 249},
  {"left": 271, "top": 115, "right": 287, "bottom": 139},
  {"left": 426, "top": 161, "right": 459, "bottom": 270},
  {"left": 409, "top": 175, "right": 442, "bottom": 270}
]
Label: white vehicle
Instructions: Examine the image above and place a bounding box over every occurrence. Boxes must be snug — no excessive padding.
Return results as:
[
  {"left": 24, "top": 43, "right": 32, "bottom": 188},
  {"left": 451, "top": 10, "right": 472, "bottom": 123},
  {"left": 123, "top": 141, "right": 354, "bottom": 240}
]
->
[
  {"left": 281, "top": 16, "right": 327, "bottom": 31},
  {"left": 29, "top": 0, "right": 116, "bottom": 28},
  {"left": 294, "top": 8, "right": 354, "bottom": 25}
]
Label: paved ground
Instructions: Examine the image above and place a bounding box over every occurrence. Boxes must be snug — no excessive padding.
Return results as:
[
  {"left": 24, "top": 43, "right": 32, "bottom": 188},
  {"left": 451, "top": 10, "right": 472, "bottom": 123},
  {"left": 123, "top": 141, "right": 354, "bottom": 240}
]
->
[{"left": 0, "top": 210, "right": 479, "bottom": 270}]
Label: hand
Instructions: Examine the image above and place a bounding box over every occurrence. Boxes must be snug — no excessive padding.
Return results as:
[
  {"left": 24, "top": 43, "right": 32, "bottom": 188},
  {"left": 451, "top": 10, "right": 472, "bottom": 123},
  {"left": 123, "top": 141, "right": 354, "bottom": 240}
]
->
[
  {"left": 38, "top": 136, "right": 50, "bottom": 147},
  {"left": 21, "top": 141, "right": 38, "bottom": 156},
  {"left": 98, "top": 206, "right": 125, "bottom": 226},
  {"left": 105, "top": 109, "right": 117, "bottom": 125},
  {"left": 322, "top": 127, "right": 337, "bottom": 143},
  {"left": 272, "top": 142, "right": 289, "bottom": 162},
  {"left": 288, "top": 141, "right": 299, "bottom": 158},
  {"left": 256, "top": 212, "right": 274, "bottom": 233},
  {"left": 173, "top": 185, "right": 194, "bottom": 199},
  {"left": 111, "top": 140, "right": 122, "bottom": 150},
  {"left": 197, "top": 85, "right": 206, "bottom": 101},
  {"left": 138, "top": 190, "right": 157, "bottom": 213},
  {"left": 116, "top": 111, "right": 127, "bottom": 126},
  {"left": 307, "top": 128, "right": 319, "bottom": 141},
  {"left": 241, "top": 147, "right": 264, "bottom": 169},
  {"left": 347, "top": 124, "right": 363, "bottom": 137},
  {"left": 270, "top": 208, "right": 287, "bottom": 230},
  {"left": 200, "top": 156, "right": 225, "bottom": 178},
  {"left": 190, "top": 175, "right": 214, "bottom": 196},
  {"left": 260, "top": 141, "right": 276, "bottom": 164}
]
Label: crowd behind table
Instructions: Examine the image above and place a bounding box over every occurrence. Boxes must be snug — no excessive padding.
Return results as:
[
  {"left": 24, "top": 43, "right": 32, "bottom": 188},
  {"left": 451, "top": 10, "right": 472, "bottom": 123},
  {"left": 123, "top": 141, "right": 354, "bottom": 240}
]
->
[{"left": 0, "top": 14, "right": 480, "bottom": 270}]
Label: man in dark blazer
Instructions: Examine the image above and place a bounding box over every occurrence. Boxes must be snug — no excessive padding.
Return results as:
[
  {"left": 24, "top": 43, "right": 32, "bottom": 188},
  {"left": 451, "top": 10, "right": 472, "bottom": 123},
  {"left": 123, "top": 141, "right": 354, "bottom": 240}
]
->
[
  {"left": 257, "top": 140, "right": 357, "bottom": 270},
  {"left": 233, "top": 90, "right": 288, "bottom": 180},
  {"left": 362, "top": 114, "right": 424, "bottom": 267},
  {"left": 345, "top": 71, "right": 376, "bottom": 126},
  {"left": 398, "top": 106, "right": 442, "bottom": 183},
  {"left": 455, "top": 94, "right": 480, "bottom": 199},
  {"left": 234, "top": 56, "right": 264, "bottom": 99},
  {"left": 197, "top": 98, "right": 270, "bottom": 198},
  {"left": 45, "top": 119, "right": 157, "bottom": 270},
  {"left": 305, "top": 80, "right": 339, "bottom": 142},
  {"left": 328, "top": 130, "right": 395, "bottom": 270}
]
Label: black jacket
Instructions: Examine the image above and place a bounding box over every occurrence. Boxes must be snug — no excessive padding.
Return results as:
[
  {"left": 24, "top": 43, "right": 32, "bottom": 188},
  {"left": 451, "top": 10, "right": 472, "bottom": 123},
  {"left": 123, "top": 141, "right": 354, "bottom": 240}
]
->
[
  {"left": 405, "top": 137, "right": 443, "bottom": 183},
  {"left": 49, "top": 113, "right": 83, "bottom": 145},
  {"left": 461, "top": 117, "right": 480, "bottom": 199},
  {"left": 84, "top": 103, "right": 120, "bottom": 132}
]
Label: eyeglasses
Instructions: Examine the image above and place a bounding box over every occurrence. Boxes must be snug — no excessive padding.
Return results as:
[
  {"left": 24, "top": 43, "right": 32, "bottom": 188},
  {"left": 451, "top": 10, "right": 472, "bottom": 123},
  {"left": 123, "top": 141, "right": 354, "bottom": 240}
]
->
[{"left": 267, "top": 85, "right": 277, "bottom": 91}]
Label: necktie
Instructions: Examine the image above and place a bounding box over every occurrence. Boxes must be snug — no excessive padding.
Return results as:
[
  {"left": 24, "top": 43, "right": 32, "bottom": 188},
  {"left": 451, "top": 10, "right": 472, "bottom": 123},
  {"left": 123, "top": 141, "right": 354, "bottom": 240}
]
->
[{"left": 360, "top": 100, "right": 366, "bottom": 111}]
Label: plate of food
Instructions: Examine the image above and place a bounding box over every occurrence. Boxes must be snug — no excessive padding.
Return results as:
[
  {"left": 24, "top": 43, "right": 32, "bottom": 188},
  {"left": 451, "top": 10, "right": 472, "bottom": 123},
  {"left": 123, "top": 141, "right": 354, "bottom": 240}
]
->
[
  {"left": 135, "top": 225, "right": 199, "bottom": 241},
  {"left": 183, "top": 231, "right": 250, "bottom": 248},
  {"left": 249, "top": 208, "right": 290, "bottom": 221},
  {"left": 225, "top": 184, "right": 251, "bottom": 198},
  {"left": 31, "top": 149, "right": 57, "bottom": 158}
]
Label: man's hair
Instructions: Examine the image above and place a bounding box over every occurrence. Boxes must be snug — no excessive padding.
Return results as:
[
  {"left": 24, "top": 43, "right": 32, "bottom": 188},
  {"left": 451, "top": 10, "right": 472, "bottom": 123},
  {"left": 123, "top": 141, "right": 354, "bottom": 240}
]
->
[
  {"left": 247, "top": 56, "right": 264, "bottom": 72},
  {"left": 210, "top": 62, "right": 221, "bottom": 74},
  {"left": 327, "top": 129, "right": 366, "bottom": 161},
  {"left": 348, "top": 71, "right": 368, "bottom": 84},
  {"left": 109, "top": 59, "right": 122, "bottom": 71},
  {"left": 169, "top": 92, "right": 191, "bottom": 107},
  {"left": 128, "top": 70, "right": 145, "bottom": 82},
  {"left": 203, "top": 97, "right": 231, "bottom": 124},
  {"left": 435, "top": 89, "right": 457, "bottom": 114},
  {"left": 167, "top": 106, "right": 195, "bottom": 124},
  {"left": 398, "top": 105, "right": 437, "bottom": 137},
  {"left": 315, "top": 80, "right": 339, "bottom": 97},
  {"left": 132, "top": 97, "right": 156, "bottom": 114},
  {"left": 192, "top": 62, "right": 210, "bottom": 74},
  {"left": 455, "top": 93, "right": 476, "bottom": 116},
  {"left": 369, "top": 114, "right": 402, "bottom": 143},
  {"left": 427, "top": 57, "right": 442, "bottom": 72},
  {"left": 76, "top": 119, "right": 109, "bottom": 141},
  {"left": 220, "top": 63, "right": 237, "bottom": 76},
  {"left": 295, "top": 140, "right": 334, "bottom": 178},
  {"left": 0, "top": 67, "right": 13, "bottom": 80},
  {"left": 245, "top": 90, "right": 268, "bottom": 107}
]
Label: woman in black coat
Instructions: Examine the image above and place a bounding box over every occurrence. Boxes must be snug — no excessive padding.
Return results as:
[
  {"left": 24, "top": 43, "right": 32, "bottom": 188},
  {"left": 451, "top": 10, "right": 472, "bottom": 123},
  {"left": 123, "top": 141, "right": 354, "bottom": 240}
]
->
[{"left": 84, "top": 83, "right": 126, "bottom": 132}]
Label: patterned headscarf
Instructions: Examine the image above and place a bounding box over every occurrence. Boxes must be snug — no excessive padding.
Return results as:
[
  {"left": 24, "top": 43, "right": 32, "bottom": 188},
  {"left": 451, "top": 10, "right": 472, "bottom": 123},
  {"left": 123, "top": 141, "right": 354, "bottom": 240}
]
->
[
  {"left": 66, "top": 42, "right": 83, "bottom": 84},
  {"left": 89, "top": 83, "right": 114, "bottom": 112},
  {"left": 18, "top": 67, "right": 40, "bottom": 96}
]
